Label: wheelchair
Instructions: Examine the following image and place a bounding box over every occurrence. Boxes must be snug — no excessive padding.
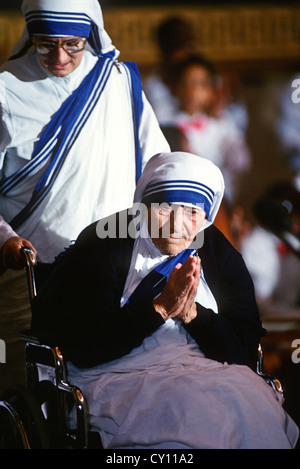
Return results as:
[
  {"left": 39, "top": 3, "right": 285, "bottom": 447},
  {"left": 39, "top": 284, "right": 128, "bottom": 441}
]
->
[
  {"left": 0, "top": 248, "right": 102, "bottom": 449},
  {"left": 0, "top": 248, "right": 284, "bottom": 449}
]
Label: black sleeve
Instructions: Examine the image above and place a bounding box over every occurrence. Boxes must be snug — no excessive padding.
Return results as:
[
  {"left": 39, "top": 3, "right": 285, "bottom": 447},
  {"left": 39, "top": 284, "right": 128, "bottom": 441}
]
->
[
  {"left": 184, "top": 227, "right": 265, "bottom": 370},
  {"left": 31, "top": 220, "right": 164, "bottom": 368}
]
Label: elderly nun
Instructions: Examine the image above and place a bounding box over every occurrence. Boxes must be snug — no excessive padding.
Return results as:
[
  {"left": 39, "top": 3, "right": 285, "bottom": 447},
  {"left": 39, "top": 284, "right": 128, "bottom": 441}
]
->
[
  {"left": 0, "top": 0, "right": 169, "bottom": 394},
  {"left": 32, "top": 152, "right": 298, "bottom": 449}
]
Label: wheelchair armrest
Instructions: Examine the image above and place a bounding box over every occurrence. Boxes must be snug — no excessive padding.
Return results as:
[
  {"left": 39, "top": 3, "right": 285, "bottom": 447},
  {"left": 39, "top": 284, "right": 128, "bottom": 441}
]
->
[{"left": 256, "top": 344, "right": 284, "bottom": 397}]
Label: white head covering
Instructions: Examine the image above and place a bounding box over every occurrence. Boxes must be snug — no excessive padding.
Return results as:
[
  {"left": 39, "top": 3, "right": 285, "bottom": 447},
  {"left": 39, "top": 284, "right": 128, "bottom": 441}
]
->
[
  {"left": 121, "top": 152, "right": 224, "bottom": 311},
  {"left": 11, "top": 0, "right": 114, "bottom": 57},
  {"left": 133, "top": 151, "right": 224, "bottom": 231}
]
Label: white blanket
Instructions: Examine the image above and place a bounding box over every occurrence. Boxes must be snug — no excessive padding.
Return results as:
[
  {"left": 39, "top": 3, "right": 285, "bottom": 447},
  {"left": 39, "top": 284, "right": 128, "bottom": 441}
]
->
[{"left": 68, "top": 319, "right": 298, "bottom": 449}]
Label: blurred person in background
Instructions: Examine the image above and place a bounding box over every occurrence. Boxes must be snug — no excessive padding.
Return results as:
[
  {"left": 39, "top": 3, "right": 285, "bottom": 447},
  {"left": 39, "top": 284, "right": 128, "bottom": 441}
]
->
[
  {"left": 277, "top": 75, "right": 300, "bottom": 192},
  {"left": 144, "top": 16, "right": 198, "bottom": 126},
  {"left": 171, "top": 54, "right": 251, "bottom": 207},
  {"left": 241, "top": 181, "right": 300, "bottom": 322}
]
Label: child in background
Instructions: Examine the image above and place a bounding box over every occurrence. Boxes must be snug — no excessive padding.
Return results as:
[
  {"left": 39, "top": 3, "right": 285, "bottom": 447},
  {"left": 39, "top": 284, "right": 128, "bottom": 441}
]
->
[
  {"left": 144, "top": 17, "right": 198, "bottom": 126},
  {"left": 171, "top": 55, "right": 251, "bottom": 207}
]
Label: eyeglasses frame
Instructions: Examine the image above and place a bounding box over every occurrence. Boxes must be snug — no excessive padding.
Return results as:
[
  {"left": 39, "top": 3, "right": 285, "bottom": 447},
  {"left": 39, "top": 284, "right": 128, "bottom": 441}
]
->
[{"left": 33, "top": 37, "right": 87, "bottom": 55}]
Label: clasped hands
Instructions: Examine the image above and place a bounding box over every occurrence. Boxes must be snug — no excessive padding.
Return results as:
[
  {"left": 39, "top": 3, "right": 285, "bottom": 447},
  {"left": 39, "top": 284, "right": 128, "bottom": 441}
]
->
[{"left": 153, "top": 254, "right": 200, "bottom": 324}]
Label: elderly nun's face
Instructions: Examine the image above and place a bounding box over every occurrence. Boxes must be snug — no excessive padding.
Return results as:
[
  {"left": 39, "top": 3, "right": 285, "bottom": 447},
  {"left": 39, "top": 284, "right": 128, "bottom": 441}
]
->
[{"left": 147, "top": 203, "right": 206, "bottom": 255}]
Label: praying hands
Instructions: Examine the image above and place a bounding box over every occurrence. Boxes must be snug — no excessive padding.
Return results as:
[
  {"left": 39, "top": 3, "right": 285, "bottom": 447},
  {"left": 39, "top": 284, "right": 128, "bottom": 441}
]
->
[{"left": 153, "top": 254, "right": 200, "bottom": 324}]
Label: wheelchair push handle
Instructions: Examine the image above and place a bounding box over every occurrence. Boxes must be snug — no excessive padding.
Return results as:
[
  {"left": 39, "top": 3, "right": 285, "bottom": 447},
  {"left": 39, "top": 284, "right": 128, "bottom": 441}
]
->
[{"left": 22, "top": 247, "right": 37, "bottom": 301}]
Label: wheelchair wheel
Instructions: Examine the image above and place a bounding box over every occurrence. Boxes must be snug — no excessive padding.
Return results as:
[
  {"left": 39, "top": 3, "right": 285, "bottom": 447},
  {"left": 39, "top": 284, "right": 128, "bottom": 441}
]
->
[
  {"left": 0, "top": 384, "right": 50, "bottom": 449},
  {"left": 0, "top": 400, "right": 30, "bottom": 449}
]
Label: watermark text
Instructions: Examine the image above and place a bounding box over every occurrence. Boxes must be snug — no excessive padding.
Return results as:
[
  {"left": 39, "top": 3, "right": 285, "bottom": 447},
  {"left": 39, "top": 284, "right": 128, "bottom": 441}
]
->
[
  {"left": 96, "top": 203, "right": 205, "bottom": 250},
  {"left": 291, "top": 339, "right": 300, "bottom": 364},
  {"left": 291, "top": 78, "right": 300, "bottom": 104},
  {"left": 0, "top": 339, "right": 6, "bottom": 363}
]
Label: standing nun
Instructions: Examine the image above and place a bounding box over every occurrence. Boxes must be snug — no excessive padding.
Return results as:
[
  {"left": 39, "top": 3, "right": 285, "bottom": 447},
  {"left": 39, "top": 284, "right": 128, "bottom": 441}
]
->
[{"left": 0, "top": 0, "right": 169, "bottom": 394}]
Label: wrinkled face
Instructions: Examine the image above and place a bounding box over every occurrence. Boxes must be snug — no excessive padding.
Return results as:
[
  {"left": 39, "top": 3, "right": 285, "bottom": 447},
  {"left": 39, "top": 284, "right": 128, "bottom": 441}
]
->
[
  {"left": 175, "top": 64, "right": 216, "bottom": 115},
  {"left": 147, "top": 203, "right": 206, "bottom": 255},
  {"left": 32, "top": 36, "right": 86, "bottom": 77}
]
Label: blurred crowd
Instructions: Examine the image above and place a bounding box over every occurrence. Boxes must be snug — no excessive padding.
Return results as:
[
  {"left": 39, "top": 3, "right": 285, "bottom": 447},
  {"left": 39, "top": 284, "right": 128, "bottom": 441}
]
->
[{"left": 143, "top": 16, "right": 300, "bottom": 323}]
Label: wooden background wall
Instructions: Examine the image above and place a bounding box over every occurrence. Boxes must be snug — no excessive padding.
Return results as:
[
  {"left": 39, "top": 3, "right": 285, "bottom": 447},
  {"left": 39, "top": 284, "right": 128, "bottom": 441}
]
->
[
  {"left": 1, "top": 5, "right": 300, "bottom": 71},
  {"left": 103, "top": 5, "right": 300, "bottom": 72}
]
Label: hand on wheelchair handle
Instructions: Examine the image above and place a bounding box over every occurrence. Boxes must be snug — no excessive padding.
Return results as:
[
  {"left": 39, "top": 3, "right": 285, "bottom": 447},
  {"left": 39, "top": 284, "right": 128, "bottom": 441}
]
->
[{"left": 0, "top": 236, "right": 37, "bottom": 270}]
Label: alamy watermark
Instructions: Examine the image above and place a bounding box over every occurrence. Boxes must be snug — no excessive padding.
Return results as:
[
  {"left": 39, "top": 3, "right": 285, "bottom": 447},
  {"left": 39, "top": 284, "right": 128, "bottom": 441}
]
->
[
  {"left": 95, "top": 202, "right": 205, "bottom": 250},
  {"left": 0, "top": 339, "right": 6, "bottom": 364},
  {"left": 291, "top": 339, "right": 300, "bottom": 364},
  {"left": 291, "top": 78, "right": 300, "bottom": 104}
]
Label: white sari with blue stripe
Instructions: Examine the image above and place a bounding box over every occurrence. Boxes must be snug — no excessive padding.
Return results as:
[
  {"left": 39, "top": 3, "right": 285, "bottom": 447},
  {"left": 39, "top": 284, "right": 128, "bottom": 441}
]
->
[
  {"left": 0, "top": 0, "right": 169, "bottom": 261},
  {"left": 0, "top": 50, "right": 168, "bottom": 261},
  {"left": 0, "top": 0, "right": 170, "bottom": 397}
]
